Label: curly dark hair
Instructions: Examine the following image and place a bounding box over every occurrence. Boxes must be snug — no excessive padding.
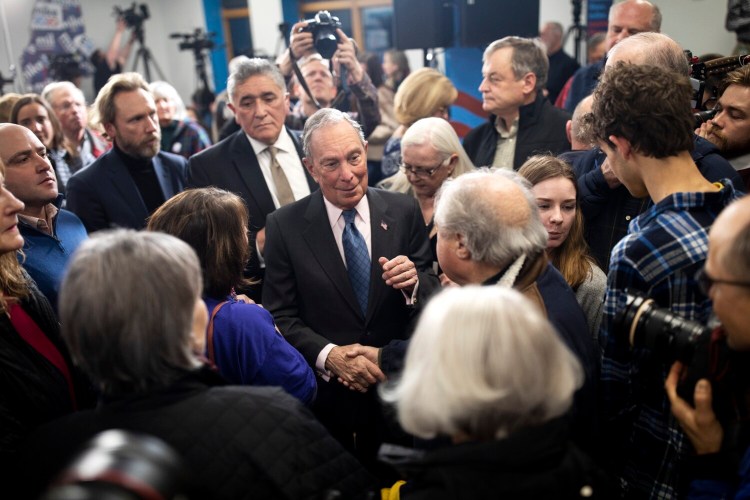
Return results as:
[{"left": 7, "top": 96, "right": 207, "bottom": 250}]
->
[{"left": 587, "top": 62, "right": 694, "bottom": 158}]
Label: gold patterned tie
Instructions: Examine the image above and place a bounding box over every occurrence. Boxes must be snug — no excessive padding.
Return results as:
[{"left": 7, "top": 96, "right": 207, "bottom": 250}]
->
[{"left": 268, "top": 146, "right": 295, "bottom": 206}]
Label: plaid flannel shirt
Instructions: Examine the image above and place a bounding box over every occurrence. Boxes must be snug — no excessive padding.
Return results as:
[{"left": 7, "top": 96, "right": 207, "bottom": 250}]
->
[{"left": 599, "top": 180, "right": 740, "bottom": 499}]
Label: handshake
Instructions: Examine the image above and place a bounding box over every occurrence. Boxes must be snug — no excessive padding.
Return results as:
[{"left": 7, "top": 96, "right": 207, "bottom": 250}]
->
[{"left": 325, "top": 344, "right": 383, "bottom": 393}]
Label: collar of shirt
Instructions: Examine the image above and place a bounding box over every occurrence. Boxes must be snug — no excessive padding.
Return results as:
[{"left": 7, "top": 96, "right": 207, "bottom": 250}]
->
[
  {"left": 246, "top": 126, "right": 295, "bottom": 157},
  {"left": 18, "top": 203, "right": 58, "bottom": 236},
  {"left": 323, "top": 194, "right": 372, "bottom": 261},
  {"left": 494, "top": 116, "right": 519, "bottom": 138},
  {"left": 631, "top": 180, "right": 736, "bottom": 233}
]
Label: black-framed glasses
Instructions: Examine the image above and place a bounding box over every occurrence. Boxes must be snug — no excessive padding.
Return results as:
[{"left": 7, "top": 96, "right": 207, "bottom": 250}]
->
[
  {"left": 400, "top": 158, "right": 447, "bottom": 179},
  {"left": 696, "top": 267, "right": 750, "bottom": 295}
]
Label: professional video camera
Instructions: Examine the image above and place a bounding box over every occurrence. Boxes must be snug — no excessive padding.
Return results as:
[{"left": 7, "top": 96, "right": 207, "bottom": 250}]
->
[
  {"left": 170, "top": 28, "right": 216, "bottom": 53},
  {"left": 0, "top": 67, "right": 14, "bottom": 96},
  {"left": 614, "top": 291, "right": 750, "bottom": 424},
  {"left": 300, "top": 10, "right": 342, "bottom": 59},
  {"left": 688, "top": 51, "right": 750, "bottom": 126},
  {"left": 113, "top": 3, "right": 150, "bottom": 31}
]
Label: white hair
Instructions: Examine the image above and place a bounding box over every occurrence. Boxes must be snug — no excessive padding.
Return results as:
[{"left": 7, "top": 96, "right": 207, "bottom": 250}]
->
[
  {"left": 434, "top": 168, "right": 548, "bottom": 267},
  {"left": 149, "top": 81, "right": 187, "bottom": 120},
  {"left": 381, "top": 286, "right": 583, "bottom": 440}
]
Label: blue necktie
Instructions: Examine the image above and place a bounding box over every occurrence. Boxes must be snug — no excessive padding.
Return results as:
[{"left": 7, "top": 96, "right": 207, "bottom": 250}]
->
[{"left": 342, "top": 209, "right": 370, "bottom": 316}]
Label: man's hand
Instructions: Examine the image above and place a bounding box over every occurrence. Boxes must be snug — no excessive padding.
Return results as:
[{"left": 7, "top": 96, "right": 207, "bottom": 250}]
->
[
  {"left": 695, "top": 120, "right": 720, "bottom": 148},
  {"left": 326, "top": 345, "right": 385, "bottom": 392},
  {"left": 345, "top": 345, "right": 380, "bottom": 366},
  {"left": 255, "top": 227, "right": 266, "bottom": 256},
  {"left": 289, "top": 21, "right": 315, "bottom": 60},
  {"left": 379, "top": 256, "right": 418, "bottom": 295},
  {"left": 600, "top": 157, "right": 622, "bottom": 190},
  {"left": 333, "top": 29, "right": 363, "bottom": 84},
  {"left": 665, "top": 361, "right": 724, "bottom": 455}
]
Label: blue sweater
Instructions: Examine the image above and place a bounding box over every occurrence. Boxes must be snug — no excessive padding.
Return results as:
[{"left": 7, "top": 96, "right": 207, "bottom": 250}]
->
[
  {"left": 204, "top": 296, "right": 317, "bottom": 405},
  {"left": 18, "top": 207, "right": 87, "bottom": 312}
]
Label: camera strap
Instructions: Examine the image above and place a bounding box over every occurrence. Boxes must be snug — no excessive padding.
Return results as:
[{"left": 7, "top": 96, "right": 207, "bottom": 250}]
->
[{"left": 288, "top": 48, "right": 322, "bottom": 110}]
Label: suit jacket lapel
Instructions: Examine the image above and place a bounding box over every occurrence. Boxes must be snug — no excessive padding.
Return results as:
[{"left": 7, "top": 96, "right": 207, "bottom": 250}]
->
[
  {"left": 302, "top": 191, "right": 362, "bottom": 317},
  {"left": 152, "top": 154, "right": 175, "bottom": 199},
  {"left": 367, "top": 189, "right": 397, "bottom": 322},
  {"left": 230, "top": 132, "right": 276, "bottom": 217}
]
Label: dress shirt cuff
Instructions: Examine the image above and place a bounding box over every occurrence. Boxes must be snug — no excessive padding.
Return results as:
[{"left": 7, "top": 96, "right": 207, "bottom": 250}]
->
[
  {"left": 401, "top": 279, "right": 420, "bottom": 305},
  {"left": 256, "top": 238, "right": 266, "bottom": 268},
  {"left": 316, "top": 343, "right": 337, "bottom": 381}
]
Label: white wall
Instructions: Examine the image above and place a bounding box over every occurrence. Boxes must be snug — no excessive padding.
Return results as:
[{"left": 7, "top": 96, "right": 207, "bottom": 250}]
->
[
  {"left": 540, "top": 0, "right": 735, "bottom": 58},
  {"left": 0, "top": 0, "right": 207, "bottom": 104}
]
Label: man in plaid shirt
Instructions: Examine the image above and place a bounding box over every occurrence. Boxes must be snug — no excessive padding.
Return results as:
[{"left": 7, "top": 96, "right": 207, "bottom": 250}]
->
[{"left": 587, "top": 62, "right": 741, "bottom": 498}]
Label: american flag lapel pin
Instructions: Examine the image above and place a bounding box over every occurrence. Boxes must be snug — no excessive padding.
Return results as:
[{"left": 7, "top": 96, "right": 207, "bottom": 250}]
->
[{"left": 381, "top": 220, "right": 388, "bottom": 231}]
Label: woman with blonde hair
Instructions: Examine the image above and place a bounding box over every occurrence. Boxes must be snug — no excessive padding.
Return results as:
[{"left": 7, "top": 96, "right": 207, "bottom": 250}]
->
[
  {"left": 11, "top": 94, "right": 77, "bottom": 192},
  {"left": 380, "top": 117, "right": 474, "bottom": 275},
  {"left": 518, "top": 155, "right": 606, "bottom": 337},
  {"left": 380, "top": 68, "right": 457, "bottom": 178}
]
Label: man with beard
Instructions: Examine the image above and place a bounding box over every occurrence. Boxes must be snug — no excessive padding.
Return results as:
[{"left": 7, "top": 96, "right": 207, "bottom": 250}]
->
[
  {"left": 696, "top": 65, "right": 750, "bottom": 190},
  {"left": 66, "top": 73, "right": 187, "bottom": 232}
]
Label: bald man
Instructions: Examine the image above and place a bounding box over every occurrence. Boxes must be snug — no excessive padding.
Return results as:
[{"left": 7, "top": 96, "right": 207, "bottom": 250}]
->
[
  {"left": 364, "top": 168, "right": 598, "bottom": 450},
  {"left": 0, "top": 124, "right": 87, "bottom": 311},
  {"left": 666, "top": 195, "right": 750, "bottom": 497},
  {"left": 564, "top": 0, "right": 662, "bottom": 111},
  {"left": 571, "top": 32, "right": 743, "bottom": 272}
]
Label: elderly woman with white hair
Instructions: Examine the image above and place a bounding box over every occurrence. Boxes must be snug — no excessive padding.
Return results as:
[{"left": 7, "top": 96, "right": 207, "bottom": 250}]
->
[
  {"left": 149, "top": 80, "right": 211, "bottom": 159},
  {"left": 381, "top": 286, "right": 610, "bottom": 499},
  {"left": 380, "top": 117, "right": 474, "bottom": 276},
  {"left": 18, "top": 230, "right": 375, "bottom": 499}
]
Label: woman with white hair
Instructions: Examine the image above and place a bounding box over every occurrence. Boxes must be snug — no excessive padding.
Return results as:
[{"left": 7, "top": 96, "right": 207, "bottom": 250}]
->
[
  {"left": 380, "top": 117, "right": 474, "bottom": 276},
  {"left": 19, "top": 230, "right": 375, "bottom": 499},
  {"left": 381, "top": 286, "right": 609, "bottom": 499},
  {"left": 149, "top": 80, "right": 211, "bottom": 159}
]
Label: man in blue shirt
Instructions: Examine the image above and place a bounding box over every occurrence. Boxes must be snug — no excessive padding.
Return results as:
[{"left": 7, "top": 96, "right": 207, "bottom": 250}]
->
[
  {"left": 589, "top": 62, "right": 741, "bottom": 498},
  {"left": 0, "top": 124, "right": 87, "bottom": 312}
]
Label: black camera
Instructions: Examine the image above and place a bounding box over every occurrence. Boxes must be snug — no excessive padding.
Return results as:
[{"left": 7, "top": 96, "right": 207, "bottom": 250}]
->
[
  {"left": 614, "top": 292, "right": 745, "bottom": 423},
  {"left": 300, "top": 10, "right": 342, "bottom": 59},
  {"left": 41, "top": 430, "right": 188, "bottom": 499},
  {"left": 170, "top": 29, "right": 216, "bottom": 53},
  {"left": 694, "top": 108, "right": 718, "bottom": 129},
  {"left": 114, "top": 3, "right": 150, "bottom": 30}
]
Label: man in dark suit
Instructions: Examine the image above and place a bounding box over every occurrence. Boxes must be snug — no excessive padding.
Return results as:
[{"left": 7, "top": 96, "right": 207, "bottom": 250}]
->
[
  {"left": 188, "top": 58, "right": 317, "bottom": 301},
  {"left": 66, "top": 73, "right": 186, "bottom": 232},
  {"left": 263, "top": 108, "right": 439, "bottom": 478}
]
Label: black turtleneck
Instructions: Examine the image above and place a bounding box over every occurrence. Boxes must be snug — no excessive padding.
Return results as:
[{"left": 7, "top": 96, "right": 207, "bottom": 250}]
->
[{"left": 113, "top": 143, "right": 165, "bottom": 215}]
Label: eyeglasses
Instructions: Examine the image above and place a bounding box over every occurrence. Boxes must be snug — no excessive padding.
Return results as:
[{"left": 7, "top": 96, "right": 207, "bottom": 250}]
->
[
  {"left": 400, "top": 158, "right": 448, "bottom": 179},
  {"left": 696, "top": 267, "right": 750, "bottom": 295}
]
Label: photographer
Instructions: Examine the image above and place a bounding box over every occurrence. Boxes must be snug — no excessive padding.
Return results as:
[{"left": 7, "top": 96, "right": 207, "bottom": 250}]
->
[
  {"left": 666, "top": 195, "right": 750, "bottom": 498},
  {"left": 91, "top": 17, "right": 135, "bottom": 94},
  {"left": 276, "top": 15, "right": 380, "bottom": 137}
]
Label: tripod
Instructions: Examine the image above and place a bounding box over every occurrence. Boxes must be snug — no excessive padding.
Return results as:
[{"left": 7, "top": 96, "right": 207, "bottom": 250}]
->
[
  {"left": 563, "top": 0, "right": 587, "bottom": 64},
  {"left": 131, "top": 26, "right": 164, "bottom": 82}
]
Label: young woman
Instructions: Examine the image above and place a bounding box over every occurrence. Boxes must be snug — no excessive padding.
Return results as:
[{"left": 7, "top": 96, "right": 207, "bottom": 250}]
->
[
  {"left": 11, "top": 94, "right": 77, "bottom": 192},
  {"left": 519, "top": 155, "right": 606, "bottom": 338},
  {"left": 147, "top": 187, "right": 316, "bottom": 404}
]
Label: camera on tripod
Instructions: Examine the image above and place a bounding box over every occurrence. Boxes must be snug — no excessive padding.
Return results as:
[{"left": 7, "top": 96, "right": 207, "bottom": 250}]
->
[
  {"left": 614, "top": 291, "right": 743, "bottom": 423},
  {"left": 300, "top": 10, "right": 342, "bottom": 59},
  {"left": 113, "top": 3, "right": 150, "bottom": 30},
  {"left": 170, "top": 29, "right": 216, "bottom": 53}
]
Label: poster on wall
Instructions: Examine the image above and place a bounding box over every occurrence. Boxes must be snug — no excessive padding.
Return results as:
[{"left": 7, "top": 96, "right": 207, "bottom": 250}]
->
[{"left": 21, "top": 0, "right": 94, "bottom": 92}]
